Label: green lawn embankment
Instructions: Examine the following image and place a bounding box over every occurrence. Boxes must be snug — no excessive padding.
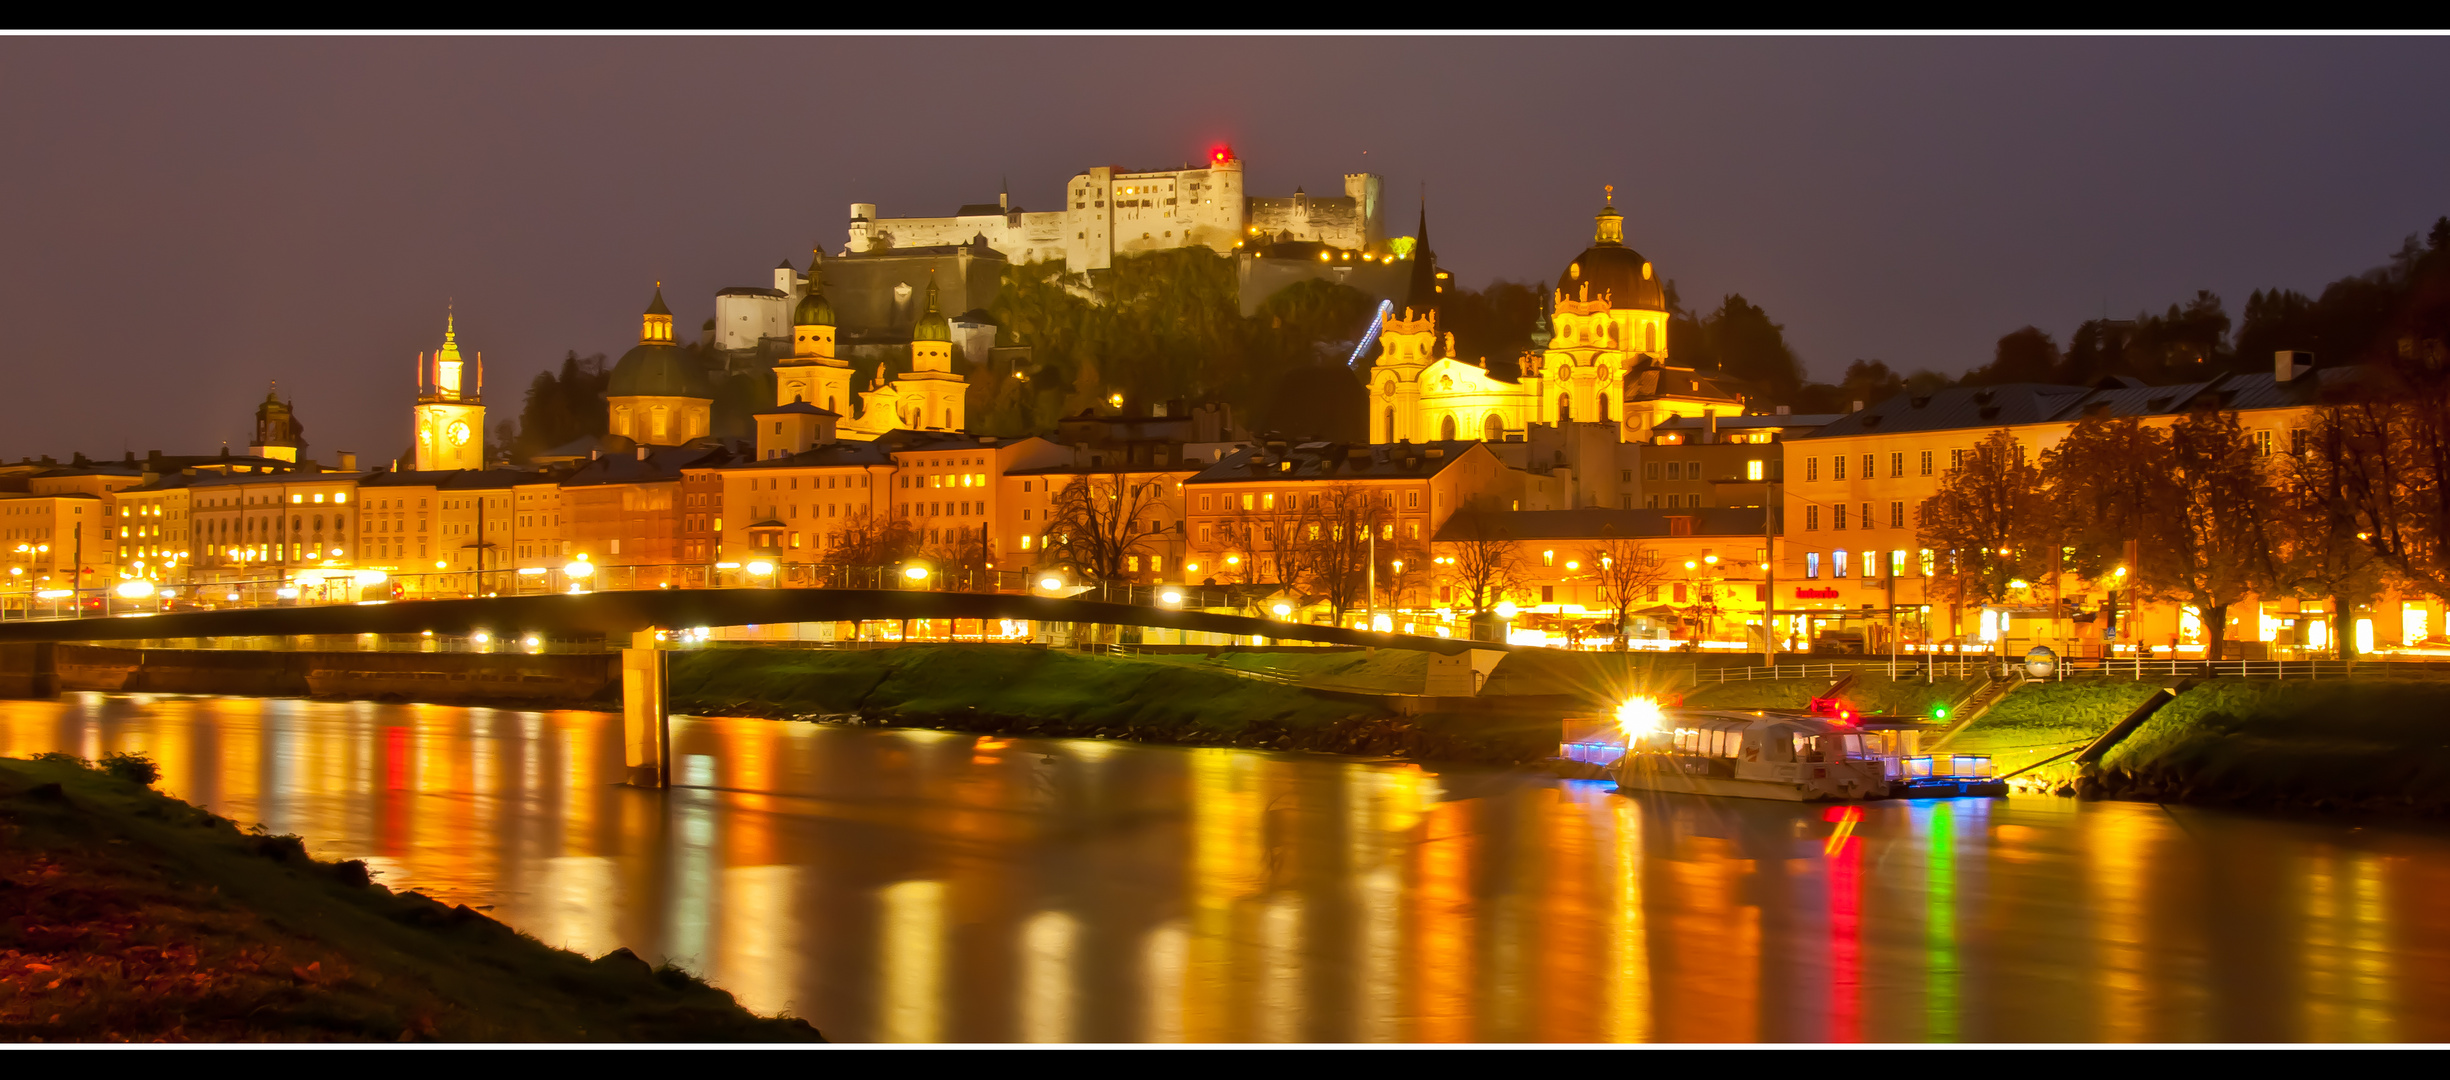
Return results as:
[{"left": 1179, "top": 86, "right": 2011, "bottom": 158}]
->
[
  {"left": 0, "top": 755, "right": 822, "bottom": 1042},
  {"left": 2074, "top": 678, "right": 2450, "bottom": 814},
  {"left": 664, "top": 644, "right": 1563, "bottom": 762}
]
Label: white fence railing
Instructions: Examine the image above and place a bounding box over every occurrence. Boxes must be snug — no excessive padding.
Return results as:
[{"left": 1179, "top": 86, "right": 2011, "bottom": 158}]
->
[{"left": 1692, "top": 656, "right": 2363, "bottom": 685}]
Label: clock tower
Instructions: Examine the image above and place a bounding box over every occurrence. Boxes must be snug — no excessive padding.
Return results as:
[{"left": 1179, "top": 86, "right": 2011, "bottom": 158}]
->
[{"left": 413, "top": 309, "right": 485, "bottom": 471}]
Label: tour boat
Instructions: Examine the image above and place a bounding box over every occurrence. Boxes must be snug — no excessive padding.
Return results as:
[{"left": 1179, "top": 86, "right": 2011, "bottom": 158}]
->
[{"left": 1567, "top": 704, "right": 2007, "bottom": 802}]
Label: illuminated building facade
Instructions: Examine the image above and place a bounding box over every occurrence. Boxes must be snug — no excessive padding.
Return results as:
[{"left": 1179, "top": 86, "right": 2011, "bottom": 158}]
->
[
  {"left": 1367, "top": 192, "right": 1741, "bottom": 446},
  {"left": 1180, "top": 441, "right": 1510, "bottom": 592},
  {"left": 412, "top": 312, "right": 486, "bottom": 471}
]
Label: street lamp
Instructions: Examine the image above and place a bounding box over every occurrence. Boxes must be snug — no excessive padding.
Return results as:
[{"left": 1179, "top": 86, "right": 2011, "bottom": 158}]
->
[{"left": 903, "top": 564, "right": 932, "bottom": 584}]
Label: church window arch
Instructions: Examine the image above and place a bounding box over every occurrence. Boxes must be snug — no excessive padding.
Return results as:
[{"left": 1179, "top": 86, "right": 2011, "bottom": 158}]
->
[
  {"left": 1557, "top": 395, "right": 1572, "bottom": 423},
  {"left": 1484, "top": 413, "right": 1505, "bottom": 442},
  {"left": 1599, "top": 394, "right": 1612, "bottom": 422},
  {"left": 1383, "top": 408, "right": 1396, "bottom": 440},
  {"left": 1440, "top": 414, "right": 1457, "bottom": 441},
  {"left": 1608, "top": 322, "right": 1620, "bottom": 348},
  {"left": 651, "top": 406, "right": 670, "bottom": 440},
  {"left": 1645, "top": 322, "right": 1658, "bottom": 352}
]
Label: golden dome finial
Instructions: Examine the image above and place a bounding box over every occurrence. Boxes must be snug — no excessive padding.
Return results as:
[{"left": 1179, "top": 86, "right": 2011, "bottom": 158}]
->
[{"left": 1604, "top": 183, "right": 1614, "bottom": 204}]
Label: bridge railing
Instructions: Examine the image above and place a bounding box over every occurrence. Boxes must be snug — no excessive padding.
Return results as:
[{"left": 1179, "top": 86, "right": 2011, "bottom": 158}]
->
[{"left": 0, "top": 561, "right": 1358, "bottom": 633}]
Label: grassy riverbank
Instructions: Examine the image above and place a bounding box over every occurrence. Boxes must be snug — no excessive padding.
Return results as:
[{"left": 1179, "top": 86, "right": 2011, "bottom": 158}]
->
[
  {"left": 665, "top": 644, "right": 1572, "bottom": 762},
  {"left": 0, "top": 755, "right": 821, "bottom": 1042}
]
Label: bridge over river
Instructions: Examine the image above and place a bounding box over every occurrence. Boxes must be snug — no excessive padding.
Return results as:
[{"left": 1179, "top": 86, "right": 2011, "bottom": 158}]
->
[{"left": 0, "top": 587, "right": 1517, "bottom": 786}]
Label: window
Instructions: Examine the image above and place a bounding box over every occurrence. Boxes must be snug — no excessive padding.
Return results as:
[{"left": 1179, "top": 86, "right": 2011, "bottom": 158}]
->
[
  {"left": 1832, "top": 456, "right": 1846, "bottom": 481},
  {"left": 1919, "top": 449, "right": 1933, "bottom": 476},
  {"left": 1647, "top": 496, "right": 1660, "bottom": 509},
  {"left": 2253, "top": 430, "right": 2274, "bottom": 457},
  {"left": 1833, "top": 504, "right": 1847, "bottom": 530},
  {"left": 1833, "top": 550, "right": 1849, "bottom": 578},
  {"left": 1890, "top": 501, "right": 1906, "bottom": 528},
  {"left": 1673, "top": 583, "right": 1688, "bottom": 603},
  {"left": 1892, "top": 550, "right": 1908, "bottom": 577},
  {"left": 1620, "top": 469, "right": 1633, "bottom": 482},
  {"left": 1890, "top": 452, "right": 1904, "bottom": 478},
  {"left": 1806, "top": 552, "right": 1821, "bottom": 578},
  {"left": 1645, "top": 462, "right": 1661, "bottom": 481},
  {"left": 1951, "top": 448, "right": 1967, "bottom": 470},
  {"left": 1806, "top": 457, "right": 1818, "bottom": 482},
  {"left": 1746, "top": 460, "right": 1763, "bottom": 481},
  {"left": 1541, "top": 585, "right": 1555, "bottom": 603},
  {"left": 1805, "top": 505, "right": 1819, "bottom": 530},
  {"left": 2290, "top": 429, "right": 2308, "bottom": 457}
]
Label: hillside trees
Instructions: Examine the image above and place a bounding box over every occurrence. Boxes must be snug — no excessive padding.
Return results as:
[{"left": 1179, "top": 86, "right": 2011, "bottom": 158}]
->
[
  {"left": 2152, "top": 411, "right": 2278, "bottom": 659},
  {"left": 511, "top": 351, "right": 610, "bottom": 459}
]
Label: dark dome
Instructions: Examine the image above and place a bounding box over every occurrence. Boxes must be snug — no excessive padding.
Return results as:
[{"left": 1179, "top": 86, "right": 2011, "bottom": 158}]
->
[
  {"left": 910, "top": 274, "right": 950, "bottom": 342},
  {"left": 793, "top": 286, "right": 836, "bottom": 327},
  {"left": 1558, "top": 243, "right": 1665, "bottom": 312},
  {"left": 607, "top": 342, "right": 709, "bottom": 399}
]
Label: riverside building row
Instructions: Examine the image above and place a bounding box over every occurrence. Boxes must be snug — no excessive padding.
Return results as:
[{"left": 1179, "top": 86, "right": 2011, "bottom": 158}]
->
[{"left": 2, "top": 187, "right": 2410, "bottom": 654}]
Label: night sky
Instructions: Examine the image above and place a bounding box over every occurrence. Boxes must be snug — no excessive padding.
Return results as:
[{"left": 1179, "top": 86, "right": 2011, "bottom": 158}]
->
[{"left": 3, "top": 36, "right": 2445, "bottom": 464}]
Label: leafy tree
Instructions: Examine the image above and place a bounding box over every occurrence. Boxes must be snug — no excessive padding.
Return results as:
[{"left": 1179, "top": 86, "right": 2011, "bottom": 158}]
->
[
  {"left": 1442, "top": 279, "right": 1547, "bottom": 363},
  {"left": 2151, "top": 410, "right": 2278, "bottom": 660},
  {"left": 1967, "top": 327, "right": 2064, "bottom": 385},
  {"left": 1579, "top": 538, "right": 1670, "bottom": 650},
  {"left": 1701, "top": 294, "right": 1803, "bottom": 401},
  {"left": 1836, "top": 360, "right": 1906, "bottom": 410},
  {"left": 510, "top": 352, "right": 610, "bottom": 459},
  {"left": 1914, "top": 430, "right": 2053, "bottom": 641},
  {"left": 2270, "top": 415, "right": 2389, "bottom": 659}
]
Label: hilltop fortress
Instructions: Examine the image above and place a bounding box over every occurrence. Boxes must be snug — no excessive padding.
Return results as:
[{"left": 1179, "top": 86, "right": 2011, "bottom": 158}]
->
[{"left": 713, "top": 148, "right": 1392, "bottom": 356}]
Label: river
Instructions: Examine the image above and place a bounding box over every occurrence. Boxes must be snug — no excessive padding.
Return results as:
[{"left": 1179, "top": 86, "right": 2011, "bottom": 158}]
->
[{"left": 3, "top": 692, "right": 2444, "bottom": 1043}]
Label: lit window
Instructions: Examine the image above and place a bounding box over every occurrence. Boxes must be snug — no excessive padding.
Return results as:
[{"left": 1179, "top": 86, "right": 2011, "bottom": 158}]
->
[
  {"left": 1833, "top": 550, "right": 1849, "bottom": 578},
  {"left": 1746, "top": 460, "right": 1763, "bottom": 481}
]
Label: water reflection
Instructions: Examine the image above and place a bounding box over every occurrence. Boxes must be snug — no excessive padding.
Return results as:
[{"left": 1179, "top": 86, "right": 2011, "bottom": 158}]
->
[{"left": 6, "top": 692, "right": 2450, "bottom": 1043}]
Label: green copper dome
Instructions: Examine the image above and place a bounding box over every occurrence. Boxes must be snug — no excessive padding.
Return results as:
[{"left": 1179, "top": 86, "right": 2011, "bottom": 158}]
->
[
  {"left": 608, "top": 342, "right": 709, "bottom": 399},
  {"left": 793, "top": 282, "right": 836, "bottom": 327},
  {"left": 910, "top": 274, "right": 951, "bottom": 342}
]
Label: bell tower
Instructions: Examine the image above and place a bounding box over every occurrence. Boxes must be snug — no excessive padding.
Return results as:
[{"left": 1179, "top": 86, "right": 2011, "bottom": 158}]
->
[{"left": 413, "top": 307, "right": 486, "bottom": 471}]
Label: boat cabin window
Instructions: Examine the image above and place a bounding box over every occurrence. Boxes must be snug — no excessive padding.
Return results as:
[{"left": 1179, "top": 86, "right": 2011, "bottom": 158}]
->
[{"left": 1798, "top": 733, "right": 1870, "bottom": 762}]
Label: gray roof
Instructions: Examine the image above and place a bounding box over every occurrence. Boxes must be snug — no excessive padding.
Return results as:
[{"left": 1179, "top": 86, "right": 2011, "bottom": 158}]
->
[
  {"left": 1796, "top": 368, "right": 2370, "bottom": 441},
  {"left": 716, "top": 286, "right": 789, "bottom": 299},
  {"left": 1653, "top": 413, "right": 1843, "bottom": 431},
  {"left": 1433, "top": 507, "right": 1767, "bottom": 543},
  {"left": 1186, "top": 441, "right": 1485, "bottom": 484}
]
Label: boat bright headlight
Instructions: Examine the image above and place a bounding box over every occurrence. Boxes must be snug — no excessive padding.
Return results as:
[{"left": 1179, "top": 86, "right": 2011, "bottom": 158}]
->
[{"left": 1615, "top": 696, "right": 1664, "bottom": 738}]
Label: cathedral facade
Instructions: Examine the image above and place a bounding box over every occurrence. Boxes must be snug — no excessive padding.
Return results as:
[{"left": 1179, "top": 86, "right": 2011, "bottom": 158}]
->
[{"left": 1367, "top": 191, "right": 1742, "bottom": 445}]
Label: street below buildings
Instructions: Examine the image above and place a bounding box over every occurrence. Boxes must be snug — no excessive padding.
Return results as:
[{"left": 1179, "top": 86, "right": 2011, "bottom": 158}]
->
[{"left": 3, "top": 692, "right": 2443, "bottom": 1043}]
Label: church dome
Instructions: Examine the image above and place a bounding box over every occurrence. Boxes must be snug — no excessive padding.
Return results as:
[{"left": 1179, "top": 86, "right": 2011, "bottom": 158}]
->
[
  {"left": 1557, "top": 192, "right": 1665, "bottom": 312},
  {"left": 608, "top": 342, "right": 709, "bottom": 399},
  {"left": 910, "top": 273, "right": 951, "bottom": 342},
  {"left": 793, "top": 284, "right": 836, "bottom": 327}
]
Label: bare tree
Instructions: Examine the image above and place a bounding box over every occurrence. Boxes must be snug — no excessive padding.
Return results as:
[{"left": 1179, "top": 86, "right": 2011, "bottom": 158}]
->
[
  {"left": 1297, "top": 483, "right": 1396, "bottom": 623},
  {"left": 921, "top": 524, "right": 997, "bottom": 592},
  {"left": 1580, "top": 537, "right": 1671, "bottom": 650},
  {"left": 1438, "top": 498, "right": 1528, "bottom": 619},
  {"left": 1044, "top": 470, "right": 1163, "bottom": 581},
  {"left": 1220, "top": 489, "right": 1313, "bottom": 587},
  {"left": 823, "top": 507, "right": 918, "bottom": 581}
]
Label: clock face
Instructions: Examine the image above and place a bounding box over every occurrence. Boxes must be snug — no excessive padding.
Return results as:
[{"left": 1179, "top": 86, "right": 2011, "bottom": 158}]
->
[{"left": 448, "top": 420, "right": 471, "bottom": 446}]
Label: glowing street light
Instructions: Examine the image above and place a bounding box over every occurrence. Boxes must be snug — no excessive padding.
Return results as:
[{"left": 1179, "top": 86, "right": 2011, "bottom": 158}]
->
[
  {"left": 115, "top": 580, "right": 154, "bottom": 600},
  {"left": 745, "top": 560, "right": 775, "bottom": 578},
  {"left": 1159, "top": 588, "right": 1184, "bottom": 606},
  {"left": 903, "top": 564, "right": 931, "bottom": 582},
  {"left": 1271, "top": 602, "right": 1293, "bottom": 619},
  {"left": 1038, "top": 575, "right": 1065, "bottom": 592},
  {"left": 1495, "top": 600, "right": 1519, "bottom": 619}
]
